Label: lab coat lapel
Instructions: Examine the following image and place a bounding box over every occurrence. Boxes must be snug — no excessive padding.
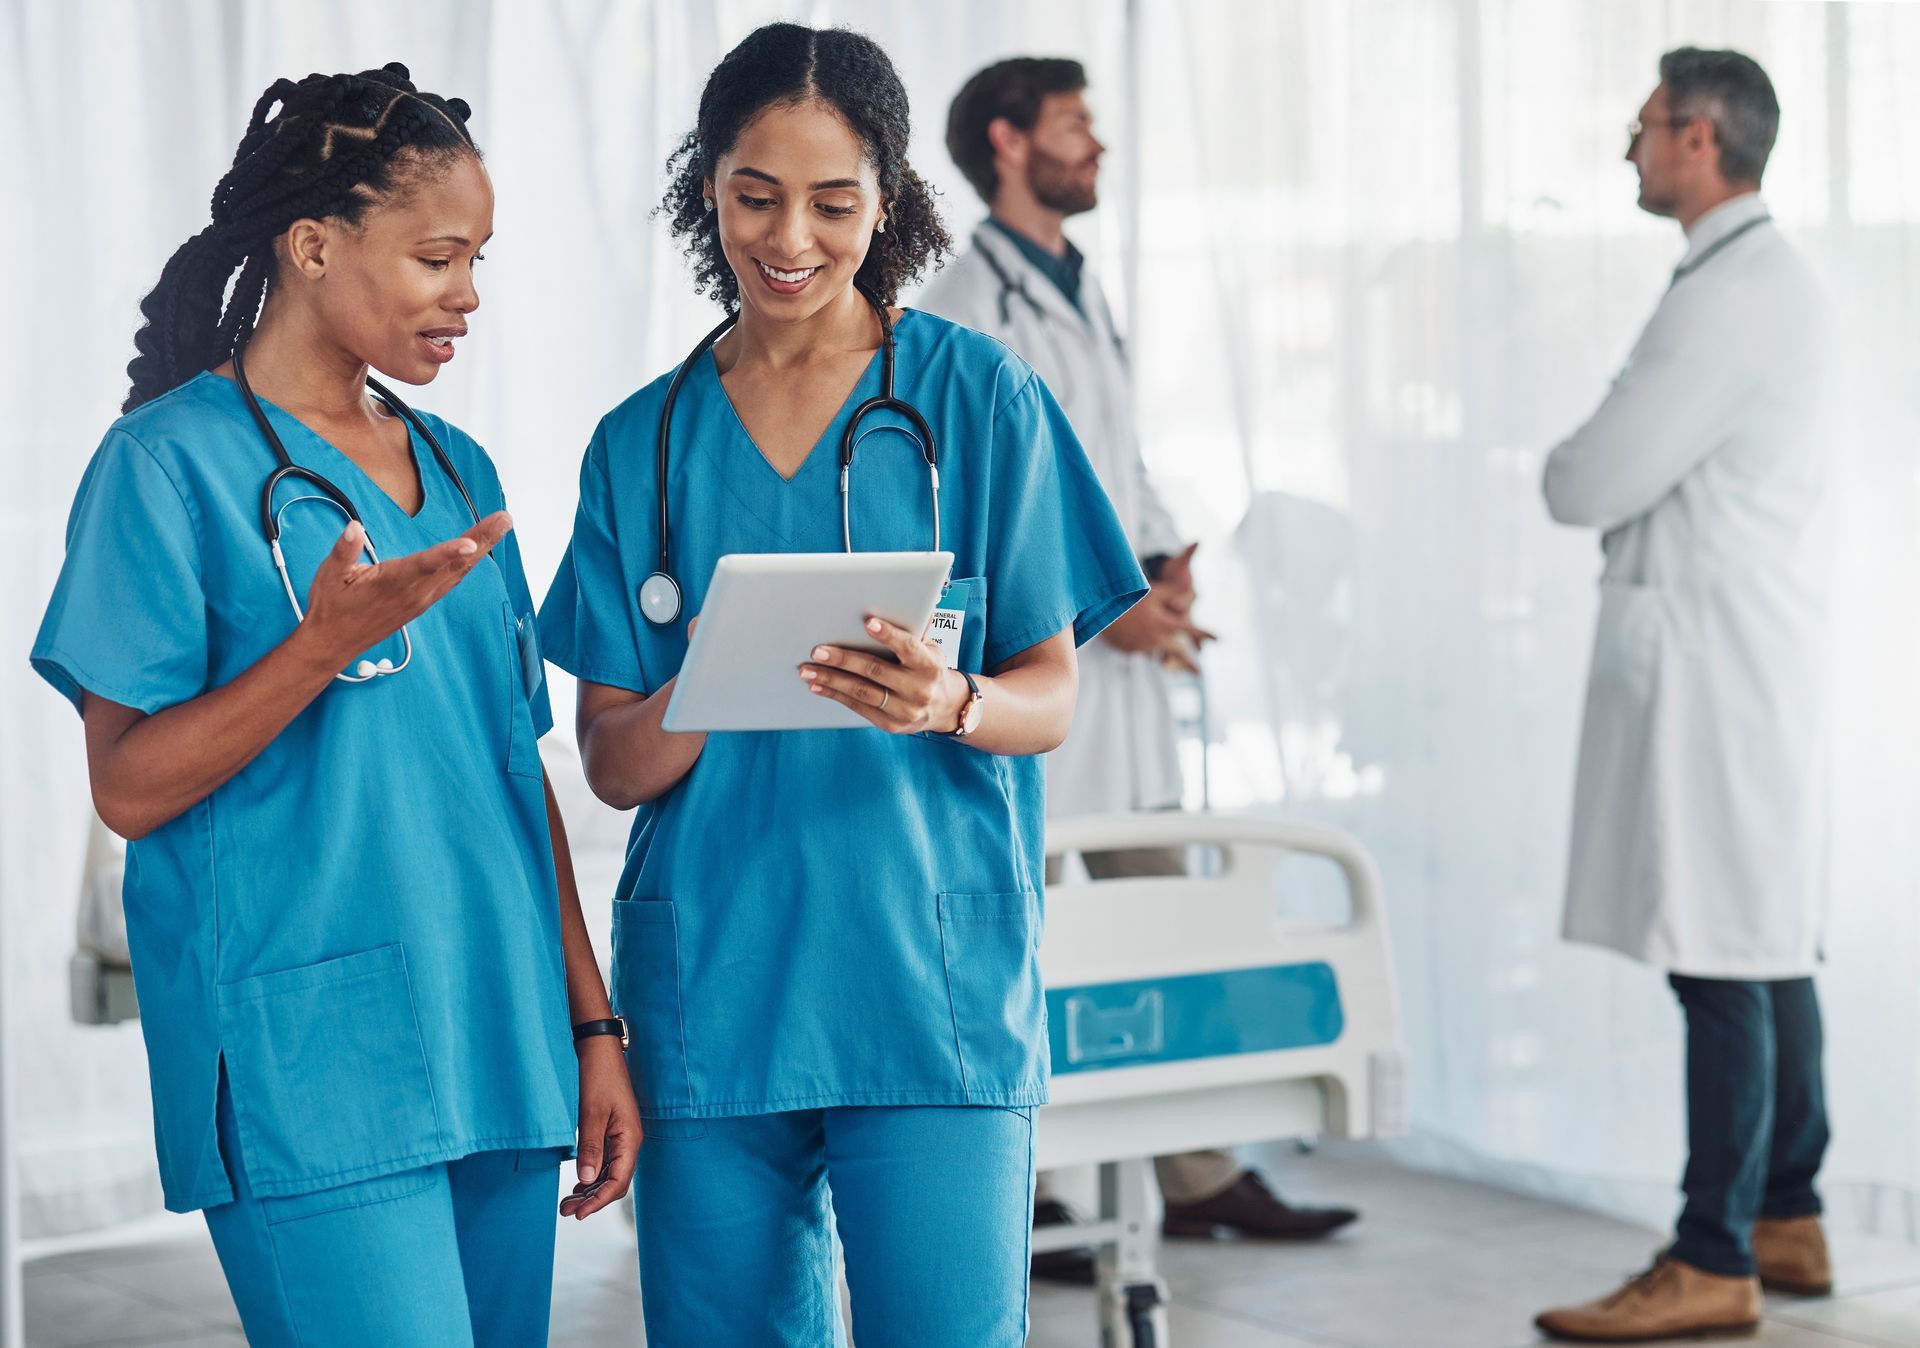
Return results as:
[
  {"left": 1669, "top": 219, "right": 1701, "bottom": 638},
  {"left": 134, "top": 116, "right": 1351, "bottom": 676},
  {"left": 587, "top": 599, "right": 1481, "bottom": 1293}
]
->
[{"left": 973, "top": 226, "right": 1095, "bottom": 337}]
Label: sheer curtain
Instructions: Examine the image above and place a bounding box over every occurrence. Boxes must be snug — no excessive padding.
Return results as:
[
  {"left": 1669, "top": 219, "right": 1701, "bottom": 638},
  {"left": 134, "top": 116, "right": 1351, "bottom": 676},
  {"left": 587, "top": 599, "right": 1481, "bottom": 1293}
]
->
[
  {"left": 1127, "top": 0, "right": 1920, "bottom": 1236},
  {"left": 5, "top": 0, "right": 1918, "bottom": 1248},
  {"left": 0, "top": 0, "right": 1127, "bottom": 1240}
]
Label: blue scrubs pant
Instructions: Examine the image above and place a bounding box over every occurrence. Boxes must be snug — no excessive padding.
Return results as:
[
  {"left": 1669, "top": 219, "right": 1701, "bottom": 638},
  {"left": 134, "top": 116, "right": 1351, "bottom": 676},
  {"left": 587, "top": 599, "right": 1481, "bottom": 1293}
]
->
[
  {"left": 203, "top": 1077, "right": 563, "bottom": 1346},
  {"left": 1668, "top": 975, "right": 1829, "bottom": 1278},
  {"left": 635, "top": 1105, "right": 1036, "bottom": 1347}
]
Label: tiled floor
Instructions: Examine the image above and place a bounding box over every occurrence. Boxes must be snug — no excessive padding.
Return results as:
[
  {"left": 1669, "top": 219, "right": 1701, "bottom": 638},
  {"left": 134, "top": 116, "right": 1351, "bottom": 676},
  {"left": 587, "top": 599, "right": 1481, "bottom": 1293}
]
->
[{"left": 23, "top": 1145, "right": 1920, "bottom": 1346}]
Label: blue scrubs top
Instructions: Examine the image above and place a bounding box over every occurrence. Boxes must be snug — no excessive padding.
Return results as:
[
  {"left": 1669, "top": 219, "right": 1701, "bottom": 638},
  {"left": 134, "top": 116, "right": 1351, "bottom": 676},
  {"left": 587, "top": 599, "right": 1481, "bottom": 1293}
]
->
[
  {"left": 31, "top": 373, "right": 578, "bottom": 1211},
  {"left": 538, "top": 311, "right": 1145, "bottom": 1118}
]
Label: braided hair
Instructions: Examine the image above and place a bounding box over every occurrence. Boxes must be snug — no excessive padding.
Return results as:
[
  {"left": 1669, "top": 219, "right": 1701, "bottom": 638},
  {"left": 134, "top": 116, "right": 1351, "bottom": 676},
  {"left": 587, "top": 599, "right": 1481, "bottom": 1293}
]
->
[
  {"left": 123, "top": 62, "right": 478, "bottom": 412},
  {"left": 662, "top": 23, "right": 951, "bottom": 309}
]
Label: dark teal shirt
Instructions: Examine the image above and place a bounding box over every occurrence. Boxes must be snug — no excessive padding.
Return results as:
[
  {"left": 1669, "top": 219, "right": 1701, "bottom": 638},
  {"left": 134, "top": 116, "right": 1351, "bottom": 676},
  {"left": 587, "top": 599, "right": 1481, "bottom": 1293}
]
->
[{"left": 986, "top": 217, "right": 1085, "bottom": 316}]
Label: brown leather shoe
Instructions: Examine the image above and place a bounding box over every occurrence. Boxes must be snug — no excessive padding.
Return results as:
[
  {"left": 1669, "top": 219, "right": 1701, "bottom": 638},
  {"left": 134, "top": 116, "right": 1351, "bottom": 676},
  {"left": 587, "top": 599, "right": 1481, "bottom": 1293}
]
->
[
  {"left": 1535, "top": 1258, "right": 1761, "bottom": 1342},
  {"left": 1754, "top": 1215, "right": 1834, "bottom": 1296},
  {"left": 1161, "top": 1170, "right": 1358, "bottom": 1240}
]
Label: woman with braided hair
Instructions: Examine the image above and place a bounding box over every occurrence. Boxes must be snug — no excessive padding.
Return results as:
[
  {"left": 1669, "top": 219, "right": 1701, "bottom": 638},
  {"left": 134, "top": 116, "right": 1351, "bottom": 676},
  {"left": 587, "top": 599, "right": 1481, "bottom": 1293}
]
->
[
  {"left": 31, "top": 63, "right": 638, "bottom": 1344},
  {"left": 538, "top": 23, "right": 1144, "bottom": 1346}
]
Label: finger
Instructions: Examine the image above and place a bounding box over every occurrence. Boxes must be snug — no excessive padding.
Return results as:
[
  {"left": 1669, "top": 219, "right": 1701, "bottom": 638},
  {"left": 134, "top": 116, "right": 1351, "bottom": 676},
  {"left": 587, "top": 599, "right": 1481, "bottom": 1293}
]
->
[
  {"left": 574, "top": 1117, "right": 639, "bottom": 1218},
  {"left": 861, "top": 615, "right": 938, "bottom": 668},
  {"left": 575, "top": 1125, "right": 604, "bottom": 1187},
  {"left": 687, "top": 615, "right": 701, "bottom": 638},
  {"left": 406, "top": 511, "right": 514, "bottom": 585},
  {"left": 1162, "top": 647, "right": 1202, "bottom": 676},
  {"left": 459, "top": 510, "right": 514, "bottom": 558},
  {"left": 314, "top": 521, "right": 367, "bottom": 579},
  {"left": 807, "top": 677, "right": 908, "bottom": 731},
  {"left": 807, "top": 643, "right": 912, "bottom": 694},
  {"left": 1188, "top": 625, "right": 1219, "bottom": 646},
  {"left": 1177, "top": 541, "right": 1200, "bottom": 562},
  {"left": 801, "top": 665, "right": 901, "bottom": 715},
  {"left": 390, "top": 531, "right": 497, "bottom": 587}
]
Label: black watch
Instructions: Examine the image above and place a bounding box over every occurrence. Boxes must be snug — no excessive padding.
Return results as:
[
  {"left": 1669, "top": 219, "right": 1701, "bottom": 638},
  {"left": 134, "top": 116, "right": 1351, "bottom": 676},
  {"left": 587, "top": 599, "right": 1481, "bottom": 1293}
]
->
[{"left": 572, "top": 1016, "right": 629, "bottom": 1050}]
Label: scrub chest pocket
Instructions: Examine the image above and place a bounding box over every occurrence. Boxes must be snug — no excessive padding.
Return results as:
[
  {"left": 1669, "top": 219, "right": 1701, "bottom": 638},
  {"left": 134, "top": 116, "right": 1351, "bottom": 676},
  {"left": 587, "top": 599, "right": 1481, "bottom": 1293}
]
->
[
  {"left": 934, "top": 576, "right": 988, "bottom": 673},
  {"left": 215, "top": 944, "right": 443, "bottom": 1196},
  {"left": 503, "top": 602, "right": 544, "bottom": 779}
]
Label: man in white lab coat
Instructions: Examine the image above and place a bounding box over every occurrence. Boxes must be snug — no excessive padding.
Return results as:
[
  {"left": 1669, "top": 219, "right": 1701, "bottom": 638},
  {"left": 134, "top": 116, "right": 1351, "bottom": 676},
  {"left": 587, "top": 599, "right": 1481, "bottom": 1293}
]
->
[
  {"left": 1536, "top": 48, "right": 1834, "bottom": 1344},
  {"left": 921, "top": 57, "right": 1358, "bottom": 1284}
]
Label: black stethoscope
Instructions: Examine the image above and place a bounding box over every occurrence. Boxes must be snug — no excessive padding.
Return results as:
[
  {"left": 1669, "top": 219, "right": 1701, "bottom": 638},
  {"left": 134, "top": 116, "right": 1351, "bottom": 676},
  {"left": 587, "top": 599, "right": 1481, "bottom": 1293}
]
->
[
  {"left": 1670, "top": 213, "right": 1772, "bottom": 285},
  {"left": 972, "top": 227, "right": 1126, "bottom": 407},
  {"left": 233, "top": 344, "right": 485, "bottom": 682},
  {"left": 639, "top": 285, "right": 941, "bottom": 626}
]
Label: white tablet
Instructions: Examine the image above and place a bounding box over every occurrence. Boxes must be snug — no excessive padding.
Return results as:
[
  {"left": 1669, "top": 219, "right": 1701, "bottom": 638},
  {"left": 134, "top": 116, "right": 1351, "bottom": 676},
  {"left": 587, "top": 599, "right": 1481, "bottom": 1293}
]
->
[{"left": 662, "top": 551, "right": 955, "bottom": 732}]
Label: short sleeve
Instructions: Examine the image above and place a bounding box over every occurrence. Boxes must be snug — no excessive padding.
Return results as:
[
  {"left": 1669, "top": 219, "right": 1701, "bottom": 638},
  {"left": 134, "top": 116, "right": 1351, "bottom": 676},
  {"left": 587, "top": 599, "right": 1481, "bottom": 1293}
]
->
[
  {"left": 983, "top": 372, "right": 1147, "bottom": 667},
  {"left": 31, "top": 430, "right": 210, "bottom": 716},
  {"left": 537, "top": 424, "right": 651, "bottom": 694}
]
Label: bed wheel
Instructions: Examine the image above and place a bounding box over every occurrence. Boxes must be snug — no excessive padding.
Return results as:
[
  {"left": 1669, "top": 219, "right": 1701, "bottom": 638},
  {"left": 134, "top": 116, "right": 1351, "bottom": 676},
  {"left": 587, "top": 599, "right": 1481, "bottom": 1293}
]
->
[{"left": 1100, "top": 1280, "right": 1168, "bottom": 1348}]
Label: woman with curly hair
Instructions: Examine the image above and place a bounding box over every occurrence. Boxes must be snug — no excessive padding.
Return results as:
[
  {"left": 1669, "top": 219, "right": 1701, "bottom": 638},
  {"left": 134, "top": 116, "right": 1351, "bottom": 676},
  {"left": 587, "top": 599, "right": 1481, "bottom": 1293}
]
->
[
  {"left": 30, "top": 63, "right": 639, "bottom": 1345},
  {"left": 537, "top": 21, "right": 1144, "bottom": 1347}
]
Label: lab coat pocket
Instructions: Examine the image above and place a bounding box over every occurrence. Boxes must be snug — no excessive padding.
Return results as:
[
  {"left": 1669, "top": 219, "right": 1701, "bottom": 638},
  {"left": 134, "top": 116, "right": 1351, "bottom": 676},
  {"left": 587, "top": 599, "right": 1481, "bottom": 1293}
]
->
[
  {"left": 1589, "top": 582, "right": 1666, "bottom": 706},
  {"left": 937, "top": 891, "right": 1046, "bottom": 1098},
  {"left": 611, "top": 899, "right": 694, "bottom": 1114},
  {"left": 216, "top": 944, "right": 443, "bottom": 1197},
  {"left": 503, "top": 602, "right": 544, "bottom": 780}
]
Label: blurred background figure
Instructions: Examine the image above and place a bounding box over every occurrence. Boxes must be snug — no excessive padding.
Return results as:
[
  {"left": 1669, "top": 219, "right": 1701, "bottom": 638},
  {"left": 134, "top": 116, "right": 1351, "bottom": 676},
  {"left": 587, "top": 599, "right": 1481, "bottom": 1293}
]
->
[
  {"left": 1535, "top": 47, "right": 1835, "bottom": 1345},
  {"left": 12, "top": 6, "right": 1920, "bottom": 1348},
  {"left": 921, "top": 55, "right": 1359, "bottom": 1286}
]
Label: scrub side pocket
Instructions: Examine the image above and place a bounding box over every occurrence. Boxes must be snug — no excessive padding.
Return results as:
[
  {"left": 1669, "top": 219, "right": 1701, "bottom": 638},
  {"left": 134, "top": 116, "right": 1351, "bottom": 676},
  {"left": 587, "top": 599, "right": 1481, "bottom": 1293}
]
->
[
  {"left": 503, "top": 601, "right": 544, "bottom": 779},
  {"left": 216, "top": 944, "right": 443, "bottom": 1197},
  {"left": 937, "top": 891, "right": 1046, "bottom": 1098},
  {"left": 611, "top": 899, "right": 695, "bottom": 1114}
]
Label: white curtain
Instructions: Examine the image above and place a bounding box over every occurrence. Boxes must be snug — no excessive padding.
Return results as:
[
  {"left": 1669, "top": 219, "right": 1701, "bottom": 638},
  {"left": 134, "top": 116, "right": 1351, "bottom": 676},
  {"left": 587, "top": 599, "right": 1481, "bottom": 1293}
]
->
[
  {"left": 0, "top": 0, "right": 1129, "bottom": 1240},
  {"left": 5, "top": 0, "right": 1918, "bottom": 1247},
  {"left": 1127, "top": 0, "right": 1920, "bottom": 1237}
]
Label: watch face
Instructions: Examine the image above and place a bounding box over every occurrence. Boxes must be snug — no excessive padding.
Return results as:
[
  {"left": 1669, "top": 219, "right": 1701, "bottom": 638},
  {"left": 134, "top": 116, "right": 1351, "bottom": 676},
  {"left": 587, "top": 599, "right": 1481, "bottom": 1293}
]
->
[{"left": 959, "top": 692, "right": 985, "bottom": 735}]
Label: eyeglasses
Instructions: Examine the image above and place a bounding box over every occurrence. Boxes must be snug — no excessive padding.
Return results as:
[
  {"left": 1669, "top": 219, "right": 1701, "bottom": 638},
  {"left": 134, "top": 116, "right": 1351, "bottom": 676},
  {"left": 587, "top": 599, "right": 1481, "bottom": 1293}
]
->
[{"left": 1627, "top": 115, "right": 1694, "bottom": 145}]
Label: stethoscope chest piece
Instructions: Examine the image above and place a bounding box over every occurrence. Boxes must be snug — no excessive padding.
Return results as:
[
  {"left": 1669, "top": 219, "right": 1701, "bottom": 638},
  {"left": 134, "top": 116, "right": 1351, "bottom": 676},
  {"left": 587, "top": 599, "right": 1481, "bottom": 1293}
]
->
[{"left": 639, "top": 571, "right": 683, "bottom": 626}]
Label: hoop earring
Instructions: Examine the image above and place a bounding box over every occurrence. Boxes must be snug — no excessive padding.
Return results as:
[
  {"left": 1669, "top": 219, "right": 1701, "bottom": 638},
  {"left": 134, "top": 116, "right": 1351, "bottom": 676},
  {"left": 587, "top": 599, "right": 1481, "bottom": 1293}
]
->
[
  {"left": 703, "top": 197, "right": 715, "bottom": 212},
  {"left": 875, "top": 216, "right": 888, "bottom": 234}
]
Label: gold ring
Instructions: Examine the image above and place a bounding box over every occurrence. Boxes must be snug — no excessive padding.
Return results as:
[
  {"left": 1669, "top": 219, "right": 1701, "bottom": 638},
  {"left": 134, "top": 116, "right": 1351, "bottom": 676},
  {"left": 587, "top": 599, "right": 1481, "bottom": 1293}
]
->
[{"left": 879, "top": 689, "right": 890, "bottom": 711}]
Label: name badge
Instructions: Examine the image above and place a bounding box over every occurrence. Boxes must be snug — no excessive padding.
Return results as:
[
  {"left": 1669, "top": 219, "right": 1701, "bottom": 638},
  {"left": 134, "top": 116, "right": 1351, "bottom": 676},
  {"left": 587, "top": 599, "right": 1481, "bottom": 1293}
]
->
[{"left": 924, "top": 604, "right": 965, "bottom": 670}]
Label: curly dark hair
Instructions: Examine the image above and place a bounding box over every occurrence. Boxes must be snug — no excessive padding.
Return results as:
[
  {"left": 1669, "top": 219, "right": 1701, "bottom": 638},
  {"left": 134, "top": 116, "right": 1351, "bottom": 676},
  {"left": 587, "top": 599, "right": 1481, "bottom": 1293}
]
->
[
  {"left": 123, "top": 62, "right": 478, "bottom": 412},
  {"left": 661, "top": 23, "right": 950, "bottom": 310}
]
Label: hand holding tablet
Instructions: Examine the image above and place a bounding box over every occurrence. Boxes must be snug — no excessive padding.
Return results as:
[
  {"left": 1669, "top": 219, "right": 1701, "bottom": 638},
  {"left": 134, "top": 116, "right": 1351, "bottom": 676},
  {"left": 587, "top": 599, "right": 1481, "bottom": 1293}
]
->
[{"left": 661, "top": 552, "right": 954, "bottom": 732}]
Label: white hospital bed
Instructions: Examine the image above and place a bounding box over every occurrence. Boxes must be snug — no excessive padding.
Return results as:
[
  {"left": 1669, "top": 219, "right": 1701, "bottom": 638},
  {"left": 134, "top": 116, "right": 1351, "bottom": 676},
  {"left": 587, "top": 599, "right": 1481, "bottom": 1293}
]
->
[{"left": 1036, "top": 811, "right": 1407, "bottom": 1348}]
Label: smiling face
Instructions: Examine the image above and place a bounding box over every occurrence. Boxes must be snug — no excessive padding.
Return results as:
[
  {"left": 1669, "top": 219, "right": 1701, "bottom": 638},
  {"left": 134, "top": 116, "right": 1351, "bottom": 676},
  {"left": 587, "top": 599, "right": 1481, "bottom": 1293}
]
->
[
  {"left": 284, "top": 150, "right": 494, "bottom": 383},
  {"left": 709, "top": 98, "right": 884, "bottom": 326}
]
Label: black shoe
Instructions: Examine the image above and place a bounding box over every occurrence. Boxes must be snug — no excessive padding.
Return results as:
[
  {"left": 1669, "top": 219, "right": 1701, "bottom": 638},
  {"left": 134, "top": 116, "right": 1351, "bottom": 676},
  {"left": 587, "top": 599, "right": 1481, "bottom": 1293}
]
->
[
  {"left": 1161, "top": 1170, "right": 1359, "bottom": 1240},
  {"left": 1031, "top": 1197, "right": 1099, "bottom": 1285}
]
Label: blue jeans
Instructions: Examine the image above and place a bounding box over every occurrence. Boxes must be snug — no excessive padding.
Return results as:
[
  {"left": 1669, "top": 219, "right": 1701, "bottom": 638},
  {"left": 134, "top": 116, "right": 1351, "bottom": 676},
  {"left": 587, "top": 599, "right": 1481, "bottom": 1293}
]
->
[{"left": 1668, "top": 975, "right": 1829, "bottom": 1278}]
